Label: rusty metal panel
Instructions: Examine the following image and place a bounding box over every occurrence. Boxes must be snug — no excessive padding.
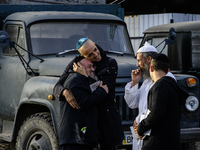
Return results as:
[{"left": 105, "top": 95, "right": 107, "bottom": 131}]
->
[{"left": 0, "top": 4, "right": 123, "bottom": 20}]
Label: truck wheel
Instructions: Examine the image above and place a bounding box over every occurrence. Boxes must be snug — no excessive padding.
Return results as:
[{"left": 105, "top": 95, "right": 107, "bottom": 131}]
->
[
  {"left": 15, "top": 112, "right": 59, "bottom": 150},
  {"left": 181, "top": 142, "right": 197, "bottom": 150}
]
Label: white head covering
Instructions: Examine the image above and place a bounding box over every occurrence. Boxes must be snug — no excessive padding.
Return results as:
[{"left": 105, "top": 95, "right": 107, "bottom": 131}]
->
[{"left": 137, "top": 42, "right": 158, "bottom": 53}]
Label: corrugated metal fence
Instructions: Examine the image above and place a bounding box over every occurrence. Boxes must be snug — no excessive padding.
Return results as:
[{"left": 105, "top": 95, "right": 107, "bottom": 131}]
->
[{"left": 125, "top": 13, "right": 200, "bottom": 53}]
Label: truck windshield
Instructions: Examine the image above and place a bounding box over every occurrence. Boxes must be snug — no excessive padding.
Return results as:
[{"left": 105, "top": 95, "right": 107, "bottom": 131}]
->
[
  {"left": 145, "top": 37, "right": 168, "bottom": 56},
  {"left": 30, "top": 22, "right": 133, "bottom": 55}
]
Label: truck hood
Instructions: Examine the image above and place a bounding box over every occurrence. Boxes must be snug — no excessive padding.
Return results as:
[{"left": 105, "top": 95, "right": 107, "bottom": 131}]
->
[{"left": 34, "top": 54, "right": 137, "bottom": 77}]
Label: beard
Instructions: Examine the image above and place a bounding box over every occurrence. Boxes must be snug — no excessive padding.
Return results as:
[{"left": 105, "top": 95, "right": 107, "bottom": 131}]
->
[
  {"left": 140, "top": 62, "right": 150, "bottom": 80},
  {"left": 89, "top": 72, "right": 98, "bottom": 81}
]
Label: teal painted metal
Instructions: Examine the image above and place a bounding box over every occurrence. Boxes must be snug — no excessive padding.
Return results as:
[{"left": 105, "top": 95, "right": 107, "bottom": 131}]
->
[{"left": 0, "top": 4, "right": 124, "bottom": 20}]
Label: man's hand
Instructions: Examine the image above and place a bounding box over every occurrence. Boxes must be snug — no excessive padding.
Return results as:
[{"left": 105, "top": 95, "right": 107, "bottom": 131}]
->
[
  {"left": 62, "top": 89, "right": 80, "bottom": 109},
  {"left": 73, "top": 62, "right": 88, "bottom": 77},
  {"left": 131, "top": 69, "right": 142, "bottom": 87},
  {"left": 99, "top": 81, "right": 109, "bottom": 94},
  {"left": 133, "top": 120, "right": 142, "bottom": 139}
]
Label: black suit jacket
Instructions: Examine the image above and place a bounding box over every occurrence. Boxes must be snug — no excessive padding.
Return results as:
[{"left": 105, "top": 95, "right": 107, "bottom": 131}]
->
[{"left": 138, "top": 76, "right": 182, "bottom": 150}]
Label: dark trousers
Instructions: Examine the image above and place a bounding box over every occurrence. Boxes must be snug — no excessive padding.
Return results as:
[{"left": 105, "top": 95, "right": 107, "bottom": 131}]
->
[
  {"left": 60, "top": 144, "right": 94, "bottom": 150},
  {"left": 101, "top": 145, "right": 117, "bottom": 150}
]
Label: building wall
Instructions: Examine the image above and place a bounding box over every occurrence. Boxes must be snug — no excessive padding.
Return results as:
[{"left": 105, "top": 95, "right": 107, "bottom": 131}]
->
[{"left": 125, "top": 13, "right": 200, "bottom": 53}]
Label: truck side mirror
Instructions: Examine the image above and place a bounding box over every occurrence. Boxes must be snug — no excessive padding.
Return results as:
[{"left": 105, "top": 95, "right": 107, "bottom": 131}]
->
[
  {"left": 168, "top": 28, "right": 176, "bottom": 44},
  {"left": 0, "top": 30, "right": 10, "bottom": 48},
  {"left": 158, "top": 28, "right": 176, "bottom": 53}
]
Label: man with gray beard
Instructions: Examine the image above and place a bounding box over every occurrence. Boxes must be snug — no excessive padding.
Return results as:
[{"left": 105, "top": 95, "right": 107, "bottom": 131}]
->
[{"left": 124, "top": 42, "right": 175, "bottom": 150}]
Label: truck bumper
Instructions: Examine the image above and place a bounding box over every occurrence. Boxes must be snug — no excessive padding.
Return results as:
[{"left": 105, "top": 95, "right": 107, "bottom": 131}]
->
[{"left": 181, "top": 128, "right": 200, "bottom": 142}]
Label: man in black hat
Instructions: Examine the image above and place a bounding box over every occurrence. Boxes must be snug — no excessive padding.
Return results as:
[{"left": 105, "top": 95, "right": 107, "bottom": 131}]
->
[{"left": 135, "top": 54, "right": 182, "bottom": 150}]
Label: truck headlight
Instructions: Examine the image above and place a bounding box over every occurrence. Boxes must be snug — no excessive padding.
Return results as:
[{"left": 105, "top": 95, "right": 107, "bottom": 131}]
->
[
  {"left": 186, "top": 77, "right": 197, "bottom": 87},
  {"left": 185, "top": 96, "right": 199, "bottom": 111}
]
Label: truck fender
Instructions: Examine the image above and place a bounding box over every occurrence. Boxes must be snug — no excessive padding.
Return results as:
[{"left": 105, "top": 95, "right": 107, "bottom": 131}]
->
[
  {"left": 174, "top": 74, "right": 199, "bottom": 97},
  {"left": 12, "top": 76, "right": 60, "bottom": 141}
]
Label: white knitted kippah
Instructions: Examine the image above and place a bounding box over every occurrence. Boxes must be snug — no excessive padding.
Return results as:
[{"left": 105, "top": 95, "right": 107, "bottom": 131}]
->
[{"left": 137, "top": 42, "right": 158, "bottom": 53}]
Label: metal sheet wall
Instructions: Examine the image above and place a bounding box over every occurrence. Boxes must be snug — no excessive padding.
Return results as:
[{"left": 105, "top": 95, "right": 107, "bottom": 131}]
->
[{"left": 125, "top": 13, "right": 200, "bottom": 53}]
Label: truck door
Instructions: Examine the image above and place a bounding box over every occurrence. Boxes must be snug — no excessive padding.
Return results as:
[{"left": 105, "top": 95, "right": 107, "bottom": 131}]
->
[
  {"left": 0, "top": 24, "right": 27, "bottom": 120},
  {"left": 189, "top": 32, "right": 200, "bottom": 80}
]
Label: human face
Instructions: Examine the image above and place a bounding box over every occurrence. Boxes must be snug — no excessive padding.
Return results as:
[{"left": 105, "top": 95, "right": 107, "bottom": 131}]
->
[
  {"left": 137, "top": 53, "right": 148, "bottom": 72},
  {"left": 80, "top": 59, "right": 96, "bottom": 78},
  {"left": 79, "top": 40, "right": 101, "bottom": 62},
  {"left": 136, "top": 52, "right": 151, "bottom": 79},
  {"left": 149, "top": 62, "right": 154, "bottom": 82}
]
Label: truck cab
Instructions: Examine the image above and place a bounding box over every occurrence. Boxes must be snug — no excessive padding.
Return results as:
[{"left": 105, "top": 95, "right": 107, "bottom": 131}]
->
[{"left": 0, "top": 11, "right": 136, "bottom": 149}]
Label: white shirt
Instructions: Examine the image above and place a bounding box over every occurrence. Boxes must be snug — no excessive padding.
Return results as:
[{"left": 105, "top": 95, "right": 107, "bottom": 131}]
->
[{"left": 124, "top": 77, "right": 153, "bottom": 123}]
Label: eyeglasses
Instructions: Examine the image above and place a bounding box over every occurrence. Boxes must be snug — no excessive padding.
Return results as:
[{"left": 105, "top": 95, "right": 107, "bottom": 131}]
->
[{"left": 86, "top": 64, "right": 96, "bottom": 70}]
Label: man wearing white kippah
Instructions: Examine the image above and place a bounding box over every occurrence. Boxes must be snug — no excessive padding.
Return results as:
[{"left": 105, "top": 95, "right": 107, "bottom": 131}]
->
[{"left": 124, "top": 42, "right": 176, "bottom": 150}]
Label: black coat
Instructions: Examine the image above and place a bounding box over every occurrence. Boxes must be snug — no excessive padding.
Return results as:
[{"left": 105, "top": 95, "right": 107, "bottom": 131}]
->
[
  {"left": 53, "top": 45, "right": 124, "bottom": 147},
  {"left": 94, "top": 46, "right": 124, "bottom": 148},
  {"left": 59, "top": 71, "right": 107, "bottom": 147},
  {"left": 137, "top": 76, "right": 182, "bottom": 150}
]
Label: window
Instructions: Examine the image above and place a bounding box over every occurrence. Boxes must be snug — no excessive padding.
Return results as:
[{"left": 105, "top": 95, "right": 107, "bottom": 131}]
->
[
  {"left": 146, "top": 37, "right": 168, "bottom": 56},
  {"left": 30, "top": 22, "right": 133, "bottom": 55},
  {"left": 3, "top": 25, "right": 25, "bottom": 56}
]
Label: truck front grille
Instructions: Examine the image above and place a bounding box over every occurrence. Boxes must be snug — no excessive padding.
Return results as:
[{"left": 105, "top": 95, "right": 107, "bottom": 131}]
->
[
  {"left": 115, "top": 77, "right": 138, "bottom": 129},
  {"left": 116, "top": 94, "right": 137, "bottom": 128}
]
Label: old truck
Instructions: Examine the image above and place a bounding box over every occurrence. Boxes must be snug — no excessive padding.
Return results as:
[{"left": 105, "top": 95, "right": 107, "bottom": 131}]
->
[
  {"left": 140, "top": 21, "right": 200, "bottom": 149},
  {"left": 0, "top": 4, "right": 199, "bottom": 150},
  {"left": 0, "top": 4, "right": 137, "bottom": 150}
]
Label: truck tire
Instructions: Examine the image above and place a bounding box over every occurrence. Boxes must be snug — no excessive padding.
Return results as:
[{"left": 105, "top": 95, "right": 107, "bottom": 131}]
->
[
  {"left": 15, "top": 112, "right": 59, "bottom": 150},
  {"left": 181, "top": 142, "right": 197, "bottom": 150}
]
